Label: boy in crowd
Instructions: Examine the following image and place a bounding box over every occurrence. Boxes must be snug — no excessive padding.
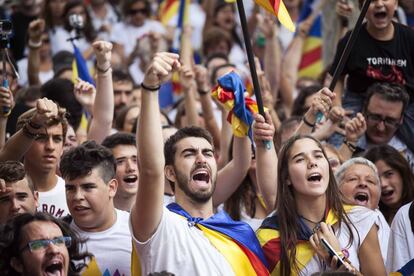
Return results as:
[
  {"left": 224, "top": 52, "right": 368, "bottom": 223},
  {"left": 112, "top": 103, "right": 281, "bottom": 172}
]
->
[
  {"left": 60, "top": 141, "right": 132, "bottom": 275},
  {"left": 102, "top": 132, "right": 139, "bottom": 211},
  {"left": 0, "top": 161, "right": 38, "bottom": 224}
]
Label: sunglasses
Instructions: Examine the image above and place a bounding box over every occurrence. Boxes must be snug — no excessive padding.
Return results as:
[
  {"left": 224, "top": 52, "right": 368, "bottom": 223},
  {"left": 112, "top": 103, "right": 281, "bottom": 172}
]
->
[{"left": 129, "top": 8, "right": 147, "bottom": 15}]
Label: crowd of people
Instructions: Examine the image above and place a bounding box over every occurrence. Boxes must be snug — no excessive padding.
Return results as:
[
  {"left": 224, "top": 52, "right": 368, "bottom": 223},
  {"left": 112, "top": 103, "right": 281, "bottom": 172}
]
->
[{"left": 0, "top": 0, "right": 414, "bottom": 275}]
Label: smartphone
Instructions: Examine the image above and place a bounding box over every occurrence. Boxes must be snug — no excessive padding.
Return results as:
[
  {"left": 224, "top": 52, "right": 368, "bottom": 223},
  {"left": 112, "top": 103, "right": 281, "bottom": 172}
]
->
[{"left": 320, "top": 238, "right": 347, "bottom": 269}]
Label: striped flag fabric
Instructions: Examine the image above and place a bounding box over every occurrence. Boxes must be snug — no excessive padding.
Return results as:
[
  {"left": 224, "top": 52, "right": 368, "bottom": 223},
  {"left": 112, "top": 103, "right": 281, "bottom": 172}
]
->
[
  {"left": 168, "top": 203, "right": 269, "bottom": 275},
  {"left": 71, "top": 44, "right": 95, "bottom": 85},
  {"left": 211, "top": 71, "right": 259, "bottom": 142},
  {"left": 255, "top": 0, "right": 295, "bottom": 32},
  {"left": 297, "top": 0, "right": 323, "bottom": 79}
]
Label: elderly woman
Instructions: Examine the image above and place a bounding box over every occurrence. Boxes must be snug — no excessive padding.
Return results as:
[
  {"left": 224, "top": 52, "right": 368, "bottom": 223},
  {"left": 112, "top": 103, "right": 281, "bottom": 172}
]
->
[{"left": 335, "top": 157, "right": 390, "bottom": 265}]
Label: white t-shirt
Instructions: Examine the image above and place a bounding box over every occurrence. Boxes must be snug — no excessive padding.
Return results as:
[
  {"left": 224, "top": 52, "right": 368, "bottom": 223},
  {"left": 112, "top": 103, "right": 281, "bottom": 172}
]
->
[
  {"left": 72, "top": 209, "right": 132, "bottom": 276},
  {"left": 375, "top": 209, "right": 390, "bottom": 264},
  {"left": 386, "top": 202, "right": 414, "bottom": 273},
  {"left": 131, "top": 206, "right": 235, "bottom": 276},
  {"left": 50, "top": 27, "right": 91, "bottom": 56},
  {"left": 37, "top": 176, "right": 70, "bottom": 218},
  {"left": 17, "top": 58, "right": 54, "bottom": 87},
  {"left": 110, "top": 20, "right": 166, "bottom": 57}
]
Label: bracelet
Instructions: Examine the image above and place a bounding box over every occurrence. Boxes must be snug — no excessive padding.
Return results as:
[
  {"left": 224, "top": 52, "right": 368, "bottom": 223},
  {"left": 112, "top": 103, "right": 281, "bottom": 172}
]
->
[
  {"left": 341, "top": 248, "right": 350, "bottom": 259},
  {"left": 22, "top": 124, "right": 38, "bottom": 139},
  {"left": 28, "top": 119, "right": 42, "bottom": 129},
  {"left": 197, "top": 89, "right": 209, "bottom": 95},
  {"left": 141, "top": 82, "right": 160, "bottom": 92},
  {"left": 1, "top": 108, "right": 11, "bottom": 117},
  {"left": 28, "top": 39, "right": 42, "bottom": 49},
  {"left": 96, "top": 64, "right": 112, "bottom": 74},
  {"left": 303, "top": 116, "right": 315, "bottom": 128},
  {"left": 343, "top": 139, "right": 357, "bottom": 152}
]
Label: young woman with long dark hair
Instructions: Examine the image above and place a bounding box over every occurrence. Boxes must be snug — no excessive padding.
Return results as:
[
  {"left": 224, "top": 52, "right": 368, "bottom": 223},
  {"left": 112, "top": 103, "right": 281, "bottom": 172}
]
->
[{"left": 365, "top": 145, "right": 414, "bottom": 224}]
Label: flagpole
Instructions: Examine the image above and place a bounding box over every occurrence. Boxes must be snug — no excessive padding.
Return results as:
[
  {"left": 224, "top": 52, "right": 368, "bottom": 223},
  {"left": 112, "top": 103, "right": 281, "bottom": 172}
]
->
[
  {"left": 316, "top": 0, "right": 372, "bottom": 122},
  {"left": 235, "top": 0, "right": 271, "bottom": 149}
]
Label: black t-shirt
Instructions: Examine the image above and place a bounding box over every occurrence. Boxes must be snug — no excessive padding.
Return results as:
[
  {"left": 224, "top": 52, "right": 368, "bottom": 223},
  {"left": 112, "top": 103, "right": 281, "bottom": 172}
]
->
[{"left": 330, "top": 22, "right": 414, "bottom": 98}]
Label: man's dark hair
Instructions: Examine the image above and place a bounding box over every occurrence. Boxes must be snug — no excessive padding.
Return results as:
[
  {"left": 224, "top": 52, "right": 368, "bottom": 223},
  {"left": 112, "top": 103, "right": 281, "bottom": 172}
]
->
[
  {"left": 41, "top": 78, "right": 83, "bottom": 130},
  {"left": 102, "top": 132, "right": 136, "bottom": 149},
  {"left": 0, "top": 161, "right": 34, "bottom": 194},
  {"left": 112, "top": 69, "right": 134, "bottom": 84},
  {"left": 363, "top": 82, "right": 410, "bottom": 115},
  {"left": 164, "top": 126, "right": 214, "bottom": 166},
  {"left": 0, "top": 212, "right": 92, "bottom": 276},
  {"left": 0, "top": 161, "right": 26, "bottom": 183},
  {"left": 60, "top": 141, "right": 116, "bottom": 183}
]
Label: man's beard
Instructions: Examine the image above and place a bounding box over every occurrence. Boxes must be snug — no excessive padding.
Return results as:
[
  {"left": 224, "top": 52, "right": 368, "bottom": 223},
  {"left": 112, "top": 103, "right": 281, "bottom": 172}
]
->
[{"left": 174, "top": 165, "right": 216, "bottom": 204}]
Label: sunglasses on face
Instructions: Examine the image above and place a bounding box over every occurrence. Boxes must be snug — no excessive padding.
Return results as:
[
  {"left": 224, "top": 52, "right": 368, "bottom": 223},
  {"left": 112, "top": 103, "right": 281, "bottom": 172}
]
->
[
  {"left": 365, "top": 112, "right": 401, "bottom": 128},
  {"left": 20, "top": 236, "right": 72, "bottom": 252},
  {"left": 129, "top": 8, "right": 147, "bottom": 15}
]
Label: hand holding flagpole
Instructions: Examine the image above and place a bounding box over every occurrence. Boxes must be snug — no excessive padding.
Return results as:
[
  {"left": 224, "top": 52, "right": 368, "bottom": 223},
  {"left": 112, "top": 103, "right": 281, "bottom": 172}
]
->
[{"left": 315, "top": 0, "right": 373, "bottom": 124}]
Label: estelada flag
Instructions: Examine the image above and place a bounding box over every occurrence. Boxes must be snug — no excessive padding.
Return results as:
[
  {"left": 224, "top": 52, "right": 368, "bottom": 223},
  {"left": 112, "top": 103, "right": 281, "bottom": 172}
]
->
[
  {"left": 255, "top": 0, "right": 295, "bottom": 32},
  {"left": 211, "top": 71, "right": 259, "bottom": 143},
  {"left": 225, "top": 0, "right": 295, "bottom": 32}
]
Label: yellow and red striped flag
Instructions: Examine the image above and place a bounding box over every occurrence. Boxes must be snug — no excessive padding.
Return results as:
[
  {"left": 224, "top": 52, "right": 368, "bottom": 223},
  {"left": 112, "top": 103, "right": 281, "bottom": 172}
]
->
[
  {"left": 225, "top": 0, "right": 295, "bottom": 32},
  {"left": 255, "top": 0, "right": 295, "bottom": 32}
]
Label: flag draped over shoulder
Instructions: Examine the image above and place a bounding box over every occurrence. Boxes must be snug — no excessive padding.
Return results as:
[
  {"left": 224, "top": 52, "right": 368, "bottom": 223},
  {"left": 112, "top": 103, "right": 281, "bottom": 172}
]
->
[
  {"left": 211, "top": 71, "right": 259, "bottom": 142},
  {"left": 297, "top": 0, "right": 323, "bottom": 79},
  {"left": 255, "top": 0, "right": 295, "bottom": 32},
  {"left": 167, "top": 203, "right": 269, "bottom": 276},
  {"left": 72, "top": 44, "right": 95, "bottom": 85},
  {"left": 390, "top": 259, "right": 414, "bottom": 276}
]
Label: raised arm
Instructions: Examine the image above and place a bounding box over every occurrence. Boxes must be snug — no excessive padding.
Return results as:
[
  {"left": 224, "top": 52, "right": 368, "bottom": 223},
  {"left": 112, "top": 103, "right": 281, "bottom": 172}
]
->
[
  {"left": 0, "top": 98, "right": 58, "bottom": 162},
  {"left": 280, "top": 18, "right": 314, "bottom": 114},
  {"left": 338, "top": 112, "right": 366, "bottom": 160},
  {"left": 295, "top": 87, "right": 335, "bottom": 136},
  {"left": 253, "top": 112, "right": 277, "bottom": 210},
  {"left": 27, "top": 19, "right": 45, "bottom": 86},
  {"left": 194, "top": 65, "right": 221, "bottom": 150},
  {"left": 87, "top": 41, "right": 114, "bottom": 143},
  {"left": 0, "top": 87, "right": 14, "bottom": 149},
  {"left": 131, "top": 52, "right": 181, "bottom": 242},
  {"left": 258, "top": 12, "right": 281, "bottom": 100},
  {"left": 213, "top": 134, "right": 251, "bottom": 207}
]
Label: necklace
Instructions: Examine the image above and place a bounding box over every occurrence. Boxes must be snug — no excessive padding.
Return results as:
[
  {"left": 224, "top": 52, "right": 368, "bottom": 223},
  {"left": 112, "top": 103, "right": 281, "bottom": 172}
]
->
[{"left": 300, "top": 215, "right": 324, "bottom": 225}]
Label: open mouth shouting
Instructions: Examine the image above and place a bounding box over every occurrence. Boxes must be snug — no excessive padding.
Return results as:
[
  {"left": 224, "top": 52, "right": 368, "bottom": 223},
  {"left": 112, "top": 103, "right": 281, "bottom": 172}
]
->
[
  {"left": 123, "top": 174, "right": 138, "bottom": 186},
  {"left": 43, "top": 258, "right": 65, "bottom": 276},
  {"left": 381, "top": 188, "right": 394, "bottom": 203},
  {"left": 307, "top": 172, "right": 322, "bottom": 183},
  {"left": 191, "top": 168, "right": 211, "bottom": 188},
  {"left": 354, "top": 192, "right": 369, "bottom": 206}
]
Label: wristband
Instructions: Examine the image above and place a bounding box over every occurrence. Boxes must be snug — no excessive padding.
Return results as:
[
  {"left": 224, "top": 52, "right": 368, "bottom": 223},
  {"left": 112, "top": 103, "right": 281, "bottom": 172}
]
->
[
  {"left": 141, "top": 82, "right": 160, "bottom": 92},
  {"left": 303, "top": 116, "right": 315, "bottom": 128},
  {"left": 28, "top": 39, "right": 42, "bottom": 49},
  {"left": 96, "top": 63, "right": 112, "bottom": 74},
  {"left": 341, "top": 248, "right": 350, "bottom": 259},
  {"left": 343, "top": 139, "right": 357, "bottom": 152},
  {"left": 22, "top": 124, "right": 38, "bottom": 139},
  {"left": 28, "top": 119, "right": 42, "bottom": 129}
]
